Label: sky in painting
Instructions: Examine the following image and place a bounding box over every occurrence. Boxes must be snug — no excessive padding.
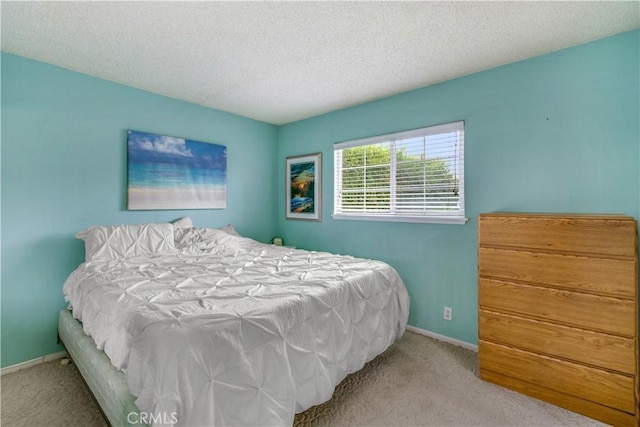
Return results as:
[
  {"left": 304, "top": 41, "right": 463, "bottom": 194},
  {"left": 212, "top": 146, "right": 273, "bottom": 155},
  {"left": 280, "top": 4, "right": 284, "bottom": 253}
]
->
[
  {"left": 127, "top": 130, "right": 227, "bottom": 191},
  {"left": 128, "top": 130, "right": 227, "bottom": 172}
]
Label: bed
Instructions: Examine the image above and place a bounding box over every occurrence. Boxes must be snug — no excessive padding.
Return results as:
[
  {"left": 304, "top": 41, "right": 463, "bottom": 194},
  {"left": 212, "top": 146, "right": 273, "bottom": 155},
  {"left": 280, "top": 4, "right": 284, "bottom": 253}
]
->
[{"left": 60, "top": 222, "right": 410, "bottom": 426}]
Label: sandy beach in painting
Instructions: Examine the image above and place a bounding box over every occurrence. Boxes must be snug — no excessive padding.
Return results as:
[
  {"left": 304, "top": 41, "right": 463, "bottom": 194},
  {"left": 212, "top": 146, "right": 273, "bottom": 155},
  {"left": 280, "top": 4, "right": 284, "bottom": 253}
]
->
[{"left": 128, "top": 187, "right": 227, "bottom": 210}]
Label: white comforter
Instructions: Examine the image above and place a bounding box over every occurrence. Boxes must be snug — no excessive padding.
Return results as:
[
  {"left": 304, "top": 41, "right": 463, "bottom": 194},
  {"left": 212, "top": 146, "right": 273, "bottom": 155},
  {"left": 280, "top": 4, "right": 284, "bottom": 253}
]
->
[{"left": 63, "top": 228, "right": 409, "bottom": 426}]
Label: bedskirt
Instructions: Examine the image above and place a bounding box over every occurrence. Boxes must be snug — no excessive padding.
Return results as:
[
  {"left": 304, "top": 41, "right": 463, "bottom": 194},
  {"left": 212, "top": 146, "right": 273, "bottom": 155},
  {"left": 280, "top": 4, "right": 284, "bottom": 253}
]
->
[{"left": 58, "top": 309, "right": 147, "bottom": 427}]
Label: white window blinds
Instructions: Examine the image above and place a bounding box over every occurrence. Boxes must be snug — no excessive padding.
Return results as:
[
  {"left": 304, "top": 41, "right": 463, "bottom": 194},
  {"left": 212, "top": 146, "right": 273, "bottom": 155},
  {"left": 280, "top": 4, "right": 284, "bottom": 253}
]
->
[{"left": 333, "top": 121, "right": 466, "bottom": 224}]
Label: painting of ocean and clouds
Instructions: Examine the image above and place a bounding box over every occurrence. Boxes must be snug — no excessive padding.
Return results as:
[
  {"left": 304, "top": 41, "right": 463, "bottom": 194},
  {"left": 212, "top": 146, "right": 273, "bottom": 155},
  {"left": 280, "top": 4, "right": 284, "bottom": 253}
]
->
[
  {"left": 127, "top": 130, "right": 227, "bottom": 210},
  {"left": 286, "top": 153, "right": 322, "bottom": 221}
]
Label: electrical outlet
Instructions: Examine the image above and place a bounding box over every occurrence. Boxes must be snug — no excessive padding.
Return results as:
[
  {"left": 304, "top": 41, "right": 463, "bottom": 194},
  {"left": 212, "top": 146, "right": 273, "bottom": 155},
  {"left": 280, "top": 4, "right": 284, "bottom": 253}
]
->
[{"left": 444, "top": 306, "right": 452, "bottom": 321}]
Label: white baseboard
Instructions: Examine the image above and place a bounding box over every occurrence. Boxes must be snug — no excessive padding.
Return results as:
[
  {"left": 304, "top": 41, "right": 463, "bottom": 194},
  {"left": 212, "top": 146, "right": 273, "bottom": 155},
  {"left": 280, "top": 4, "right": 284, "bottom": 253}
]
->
[
  {"left": 1, "top": 350, "right": 68, "bottom": 376},
  {"left": 406, "top": 325, "right": 478, "bottom": 352}
]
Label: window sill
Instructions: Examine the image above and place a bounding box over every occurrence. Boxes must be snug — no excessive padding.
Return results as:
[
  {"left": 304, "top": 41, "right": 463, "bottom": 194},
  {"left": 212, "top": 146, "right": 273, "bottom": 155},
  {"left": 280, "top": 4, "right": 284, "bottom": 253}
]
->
[{"left": 332, "top": 214, "right": 468, "bottom": 225}]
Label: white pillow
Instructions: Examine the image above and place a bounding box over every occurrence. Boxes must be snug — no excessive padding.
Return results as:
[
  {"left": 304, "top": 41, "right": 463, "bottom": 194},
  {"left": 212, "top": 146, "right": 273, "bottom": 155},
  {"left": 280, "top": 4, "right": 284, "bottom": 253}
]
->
[
  {"left": 174, "top": 227, "right": 233, "bottom": 252},
  {"left": 219, "top": 224, "right": 241, "bottom": 237},
  {"left": 171, "top": 216, "right": 194, "bottom": 229},
  {"left": 173, "top": 227, "right": 205, "bottom": 250},
  {"left": 76, "top": 223, "right": 177, "bottom": 262}
]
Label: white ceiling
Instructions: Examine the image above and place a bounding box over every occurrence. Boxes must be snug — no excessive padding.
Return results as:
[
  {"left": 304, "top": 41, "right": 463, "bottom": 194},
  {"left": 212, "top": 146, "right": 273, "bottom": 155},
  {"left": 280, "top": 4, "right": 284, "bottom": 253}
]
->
[{"left": 2, "top": 1, "right": 639, "bottom": 125}]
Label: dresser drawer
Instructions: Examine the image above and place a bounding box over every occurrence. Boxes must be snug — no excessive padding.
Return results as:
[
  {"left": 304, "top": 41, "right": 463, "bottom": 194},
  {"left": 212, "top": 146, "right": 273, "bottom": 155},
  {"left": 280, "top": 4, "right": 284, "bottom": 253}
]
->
[
  {"left": 479, "top": 279, "right": 635, "bottom": 336},
  {"left": 479, "top": 247, "right": 636, "bottom": 298},
  {"left": 478, "top": 215, "right": 637, "bottom": 258},
  {"left": 479, "top": 309, "right": 636, "bottom": 374},
  {"left": 479, "top": 341, "right": 635, "bottom": 414},
  {"left": 480, "top": 370, "right": 637, "bottom": 427}
]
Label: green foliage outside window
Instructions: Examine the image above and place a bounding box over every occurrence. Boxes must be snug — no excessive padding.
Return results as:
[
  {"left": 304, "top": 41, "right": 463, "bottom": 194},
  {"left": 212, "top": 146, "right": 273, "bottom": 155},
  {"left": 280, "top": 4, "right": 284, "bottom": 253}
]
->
[{"left": 340, "top": 143, "right": 458, "bottom": 211}]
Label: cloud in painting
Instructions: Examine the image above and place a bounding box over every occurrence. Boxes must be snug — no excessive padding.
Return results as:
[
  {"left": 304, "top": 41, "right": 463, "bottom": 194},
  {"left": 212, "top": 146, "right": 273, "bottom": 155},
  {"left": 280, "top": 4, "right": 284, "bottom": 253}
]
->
[
  {"left": 136, "top": 135, "right": 193, "bottom": 157},
  {"left": 127, "top": 130, "right": 227, "bottom": 173}
]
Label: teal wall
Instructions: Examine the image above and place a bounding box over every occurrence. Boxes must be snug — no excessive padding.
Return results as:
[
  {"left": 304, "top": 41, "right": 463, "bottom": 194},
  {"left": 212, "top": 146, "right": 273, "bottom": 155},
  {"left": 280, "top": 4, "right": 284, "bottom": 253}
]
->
[
  {"left": 277, "top": 30, "right": 640, "bottom": 345},
  {"left": 2, "top": 30, "right": 638, "bottom": 367},
  {"left": 1, "top": 53, "right": 278, "bottom": 367}
]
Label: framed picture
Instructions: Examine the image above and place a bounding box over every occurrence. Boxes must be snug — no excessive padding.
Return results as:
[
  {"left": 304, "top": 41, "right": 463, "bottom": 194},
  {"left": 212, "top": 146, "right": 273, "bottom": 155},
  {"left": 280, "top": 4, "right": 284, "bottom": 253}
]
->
[
  {"left": 127, "top": 130, "right": 227, "bottom": 210},
  {"left": 286, "top": 153, "right": 322, "bottom": 221}
]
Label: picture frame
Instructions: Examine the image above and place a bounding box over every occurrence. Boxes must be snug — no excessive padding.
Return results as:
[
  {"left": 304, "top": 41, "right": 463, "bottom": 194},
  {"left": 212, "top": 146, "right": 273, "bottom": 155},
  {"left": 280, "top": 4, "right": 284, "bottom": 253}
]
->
[
  {"left": 127, "top": 130, "right": 227, "bottom": 210},
  {"left": 286, "top": 153, "right": 322, "bottom": 221}
]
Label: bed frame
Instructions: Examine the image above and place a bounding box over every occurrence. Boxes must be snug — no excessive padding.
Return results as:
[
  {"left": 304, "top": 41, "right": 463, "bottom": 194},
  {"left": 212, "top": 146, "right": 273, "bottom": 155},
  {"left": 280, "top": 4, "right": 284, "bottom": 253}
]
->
[{"left": 58, "top": 309, "right": 147, "bottom": 427}]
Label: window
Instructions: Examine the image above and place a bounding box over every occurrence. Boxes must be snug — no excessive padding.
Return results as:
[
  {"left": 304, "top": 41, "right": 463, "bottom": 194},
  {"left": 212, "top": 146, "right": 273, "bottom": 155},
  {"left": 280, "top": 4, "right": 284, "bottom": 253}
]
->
[{"left": 333, "top": 121, "right": 465, "bottom": 224}]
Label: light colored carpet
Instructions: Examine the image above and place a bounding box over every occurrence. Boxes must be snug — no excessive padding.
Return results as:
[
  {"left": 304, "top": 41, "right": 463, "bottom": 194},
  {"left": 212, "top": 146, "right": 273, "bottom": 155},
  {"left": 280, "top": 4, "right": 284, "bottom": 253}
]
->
[
  {"left": 1, "top": 331, "right": 605, "bottom": 427},
  {"left": 1, "top": 357, "right": 108, "bottom": 427}
]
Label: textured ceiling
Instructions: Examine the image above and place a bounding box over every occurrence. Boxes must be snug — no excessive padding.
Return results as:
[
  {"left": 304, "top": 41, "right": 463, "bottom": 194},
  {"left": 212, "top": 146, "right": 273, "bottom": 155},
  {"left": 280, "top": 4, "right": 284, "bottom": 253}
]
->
[{"left": 2, "top": 1, "right": 639, "bottom": 125}]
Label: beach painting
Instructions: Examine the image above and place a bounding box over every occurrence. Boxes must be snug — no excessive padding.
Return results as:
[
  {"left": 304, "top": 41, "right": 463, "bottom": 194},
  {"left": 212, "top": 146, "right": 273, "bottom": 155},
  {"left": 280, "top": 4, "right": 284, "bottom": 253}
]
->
[
  {"left": 127, "top": 130, "right": 227, "bottom": 210},
  {"left": 286, "top": 153, "right": 321, "bottom": 221}
]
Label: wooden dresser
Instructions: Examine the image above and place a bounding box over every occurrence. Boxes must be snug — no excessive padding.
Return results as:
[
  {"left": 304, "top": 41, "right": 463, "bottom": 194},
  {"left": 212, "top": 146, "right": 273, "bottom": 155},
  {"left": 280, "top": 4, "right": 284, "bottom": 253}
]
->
[{"left": 478, "top": 213, "right": 638, "bottom": 426}]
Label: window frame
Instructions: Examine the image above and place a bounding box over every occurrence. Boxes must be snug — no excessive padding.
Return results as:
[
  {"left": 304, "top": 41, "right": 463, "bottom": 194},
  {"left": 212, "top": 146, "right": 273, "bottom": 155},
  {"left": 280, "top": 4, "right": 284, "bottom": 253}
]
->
[{"left": 333, "top": 121, "right": 467, "bottom": 225}]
